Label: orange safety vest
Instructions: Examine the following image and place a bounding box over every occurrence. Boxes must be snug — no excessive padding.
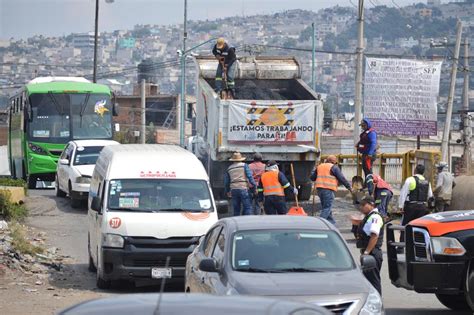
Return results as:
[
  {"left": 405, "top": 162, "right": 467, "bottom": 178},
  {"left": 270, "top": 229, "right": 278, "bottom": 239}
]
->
[
  {"left": 260, "top": 171, "right": 285, "bottom": 196},
  {"left": 315, "top": 163, "right": 338, "bottom": 191}
]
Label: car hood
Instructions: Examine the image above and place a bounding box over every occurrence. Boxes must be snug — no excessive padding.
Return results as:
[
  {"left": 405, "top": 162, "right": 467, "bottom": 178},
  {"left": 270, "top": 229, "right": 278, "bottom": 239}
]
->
[
  {"left": 74, "top": 165, "right": 95, "bottom": 177},
  {"left": 231, "top": 269, "right": 370, "bottom": 296}
]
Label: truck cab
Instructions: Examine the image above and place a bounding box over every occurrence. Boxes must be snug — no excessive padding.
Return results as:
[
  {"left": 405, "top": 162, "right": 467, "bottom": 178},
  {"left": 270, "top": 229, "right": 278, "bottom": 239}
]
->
[{"left": 386, "top": 210, "right": 474, "bottom": 311}]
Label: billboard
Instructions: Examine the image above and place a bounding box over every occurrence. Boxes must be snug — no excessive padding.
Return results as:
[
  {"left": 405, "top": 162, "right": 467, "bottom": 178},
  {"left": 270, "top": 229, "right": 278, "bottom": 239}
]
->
[
  {"left": 228, "top": 101, "right": 315, "bottom": 144},
  {"left": 364, "top": 58, "right": 442, "bottom": 136}
]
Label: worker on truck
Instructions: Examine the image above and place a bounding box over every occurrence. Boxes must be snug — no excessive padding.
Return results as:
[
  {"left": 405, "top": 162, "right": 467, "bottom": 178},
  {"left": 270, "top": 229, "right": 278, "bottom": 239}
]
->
[
  {"left": 258, "top": 160, "right": 297, "bottom": 215},
  {"left": 310, "top": 155, "right": 352, "bottom": 225},
  {"left": 399, "top": 164, "right": 434, "bottom": 226},
  {"left": 224, "top": 152, "right": 256, "bottom": 216},
  {"left": 356, "top": 118, "right": 377, "bottom": 177},
  {"left": 212, "top": 37, "right": 237, "bottom": 99}
]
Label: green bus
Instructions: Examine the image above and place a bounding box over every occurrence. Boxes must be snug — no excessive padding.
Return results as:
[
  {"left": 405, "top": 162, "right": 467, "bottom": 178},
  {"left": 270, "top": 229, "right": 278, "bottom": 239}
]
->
[{"left": 8, "top": 77, "right": 117, "bottom": 188}]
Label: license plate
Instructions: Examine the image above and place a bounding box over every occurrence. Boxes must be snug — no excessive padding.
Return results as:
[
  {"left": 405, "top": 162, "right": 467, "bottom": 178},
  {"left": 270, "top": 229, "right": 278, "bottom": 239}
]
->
[{"left": 151, "top": 268, "right": 172, "bottom": 279}]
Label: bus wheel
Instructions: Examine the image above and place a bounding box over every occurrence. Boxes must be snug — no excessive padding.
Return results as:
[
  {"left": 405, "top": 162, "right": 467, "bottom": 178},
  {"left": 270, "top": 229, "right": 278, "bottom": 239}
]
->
[
  {"left": 27, "top": 176, "right": 36, "bottom": 189},
  {"left": 465, "top": 260, "right": 474, "bottom": 311},
  {"left": 436, "top": 293, "right": 469, "bottom": 310}
]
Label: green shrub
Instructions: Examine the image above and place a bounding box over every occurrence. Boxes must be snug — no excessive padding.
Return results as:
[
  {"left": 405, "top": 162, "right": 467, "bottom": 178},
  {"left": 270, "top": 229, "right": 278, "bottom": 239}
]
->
[
  {"left": 0, "top": 177, "right": 26, "bottom": 188},
  {"left": 10, "top": 222, "right": 43, "bottom": 255},
  {"left": 0, "top": 190, "right": 28, "bottom": 221}
]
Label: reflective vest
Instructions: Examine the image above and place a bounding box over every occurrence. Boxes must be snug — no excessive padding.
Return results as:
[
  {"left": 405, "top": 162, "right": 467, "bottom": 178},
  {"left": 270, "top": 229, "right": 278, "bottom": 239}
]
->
[
  {"left": 315, "top": 163, "right": 338, "bottom": 191},
  {"left": 260, "top": 170, "right": 284, "bottom": 196},
  {"left": 408, "top": 175, "right": 429, "bottom": 202},
  {"left": 373, "top": 174, "right": 392, "bottom": 192},
  {"left": 227, "top": 162, "right": 248, "bottom": 190}
]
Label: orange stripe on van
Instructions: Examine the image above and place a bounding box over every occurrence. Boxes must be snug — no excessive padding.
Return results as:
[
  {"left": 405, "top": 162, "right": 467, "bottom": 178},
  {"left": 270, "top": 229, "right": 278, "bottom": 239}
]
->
[
  {"left": 181, "top": 212, "right": 211, "bottom": 221},
  {"left": 411, "top": 218, "right": 474, "bottom": 237}
]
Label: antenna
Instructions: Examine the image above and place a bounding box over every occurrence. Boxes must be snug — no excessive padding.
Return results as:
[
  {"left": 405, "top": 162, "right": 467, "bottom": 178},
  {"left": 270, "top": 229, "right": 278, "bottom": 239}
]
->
[{"left": 153, "top": 256, "right": 171, "bottom": 315}]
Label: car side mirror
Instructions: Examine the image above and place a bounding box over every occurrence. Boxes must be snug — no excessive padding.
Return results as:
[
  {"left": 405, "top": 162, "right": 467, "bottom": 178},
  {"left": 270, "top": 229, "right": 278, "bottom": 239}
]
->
[
  {"left": 215, "top": 200, "right": 229, "bottom": 215},
  {"left": 59, "top": 159, "right": 69, "bottom": 165},
  {"left": 360, "top": 254, "right": 377, "bottom": 271},
  {"left": 199, "top": 258, "right": 219, "bottom": 273},
  {"left": 91, "top": 196, "right": 102, "bottom": 212}
]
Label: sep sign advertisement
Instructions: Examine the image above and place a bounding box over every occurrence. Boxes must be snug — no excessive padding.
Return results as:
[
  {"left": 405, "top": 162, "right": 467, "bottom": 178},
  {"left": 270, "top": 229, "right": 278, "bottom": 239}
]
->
[
  {"left": 364, "top": 58, "right": 442, "bottom": 136},
  {"left": 228, "top": 101, "right": 315, "bottom": 144}
]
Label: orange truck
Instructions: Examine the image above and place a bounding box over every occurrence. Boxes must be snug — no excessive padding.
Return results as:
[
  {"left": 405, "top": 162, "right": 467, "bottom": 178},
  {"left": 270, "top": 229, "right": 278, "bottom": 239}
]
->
[{"left": 387, "top": 210, "right": 474, "bottom": 311}]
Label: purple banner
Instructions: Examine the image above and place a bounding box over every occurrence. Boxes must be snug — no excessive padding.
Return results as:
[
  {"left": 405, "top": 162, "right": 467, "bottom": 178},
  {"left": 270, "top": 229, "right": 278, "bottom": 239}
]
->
[{"left": 370, "top": 119, "right": 437, "bottom": 136}]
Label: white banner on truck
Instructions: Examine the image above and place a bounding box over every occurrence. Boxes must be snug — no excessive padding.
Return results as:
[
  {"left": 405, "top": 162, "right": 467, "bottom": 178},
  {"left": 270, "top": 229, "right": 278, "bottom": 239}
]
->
[
  {"left": 228, "top": 101, "right": 315, "bottom": 144},
  {"left": 364, "top": 58, "right": 442, "bottom": 136}
]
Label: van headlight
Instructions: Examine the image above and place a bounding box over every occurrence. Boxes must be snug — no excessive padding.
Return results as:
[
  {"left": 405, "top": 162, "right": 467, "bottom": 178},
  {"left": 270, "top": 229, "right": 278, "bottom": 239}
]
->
[
  {"left": 102, "top": 234, "right": 124, "bottom": 248},
  {"left": 75, "top": 176, "right": 91, "bottom": 184},
  {"left": 431, "top": 237, "right": 466, "bottom": 256},
  {"left": 360, "top": 286, "right": 384, "bottom": 315}
]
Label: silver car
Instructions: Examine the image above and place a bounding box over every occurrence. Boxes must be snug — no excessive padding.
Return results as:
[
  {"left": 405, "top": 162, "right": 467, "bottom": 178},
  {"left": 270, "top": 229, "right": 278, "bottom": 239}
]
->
[{"left": 185, "top": 216, "right": 384, "bottom": 315}]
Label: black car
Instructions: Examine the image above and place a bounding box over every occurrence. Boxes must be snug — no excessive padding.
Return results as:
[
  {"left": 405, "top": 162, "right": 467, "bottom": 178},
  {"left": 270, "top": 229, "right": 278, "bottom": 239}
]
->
[
  {"left": 185, "top": 216, "right": 384, "bottom": 315},
  {"left": 58, "top": 293, "right": 331, "bottom": 315}
]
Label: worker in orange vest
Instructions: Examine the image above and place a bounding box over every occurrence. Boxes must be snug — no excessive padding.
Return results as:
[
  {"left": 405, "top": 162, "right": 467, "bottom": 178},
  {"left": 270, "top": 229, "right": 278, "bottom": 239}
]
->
[
  {"left": 257, "top": 160, "right": 297, "bottom": 215},
  {"left": 310, "top": 155, "right": 352, "bottom": 225}
]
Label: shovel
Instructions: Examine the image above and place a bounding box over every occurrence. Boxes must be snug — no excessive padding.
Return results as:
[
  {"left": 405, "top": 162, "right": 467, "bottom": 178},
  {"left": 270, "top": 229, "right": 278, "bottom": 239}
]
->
[{"left": 287, "top": 163, "right": 307, "bottom": 216}]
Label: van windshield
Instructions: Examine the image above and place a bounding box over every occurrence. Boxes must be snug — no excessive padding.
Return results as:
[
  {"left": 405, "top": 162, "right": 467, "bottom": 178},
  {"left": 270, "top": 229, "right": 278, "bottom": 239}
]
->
[{"left": 107, "top": 179, "right": 213, "bottom": 212}]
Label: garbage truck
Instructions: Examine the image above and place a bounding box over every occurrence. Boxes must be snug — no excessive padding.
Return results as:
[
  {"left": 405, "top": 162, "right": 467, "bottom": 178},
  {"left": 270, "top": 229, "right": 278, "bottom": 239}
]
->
[{"left": 189, "top": 56, "right": 323, "bottom": 203}]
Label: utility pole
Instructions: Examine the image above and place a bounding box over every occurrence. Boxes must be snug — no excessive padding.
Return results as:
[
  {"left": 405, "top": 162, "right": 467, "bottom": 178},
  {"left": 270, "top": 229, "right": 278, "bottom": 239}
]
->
[
  {"left": 93, "top": 0, "right": 99, "bottom": 83},
  {"left": 462, "top": 38, "right": 471, "bottom": 174},
  {"left": 140, "top": 79, "right": 146, "bottom": 144},
  {"left": 441, "top": 21, "right": 462, "bottom": 164},
  {"left": 311, "top": 22, "right": 315, "bottom": 91},
  {"left": 179, "top": 0, "right": 188, "bottom": 147},
  {"left": 354, "top": 0, "right": 365, "bottom": 150}
]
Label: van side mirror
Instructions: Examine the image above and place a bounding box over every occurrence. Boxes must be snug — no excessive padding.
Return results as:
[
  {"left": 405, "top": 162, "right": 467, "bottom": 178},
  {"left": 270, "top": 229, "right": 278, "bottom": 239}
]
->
[
  {"left": 215, "top": 200, "right": 229, "bottom": 215},
  {"left": 91, "top": 196, "right": 102, "bottom": 212},
  {"left": 113, "top": 102, "right": 119, "bottom": 116},
  {"left": 199, "top": 258, "right": 219, "bottom": 273},
  {"left": 59, "top": 159, "right": 69, "bottom": 165},
  {"left": 360, "top": 254, "right": 377, "bottom": 271}
]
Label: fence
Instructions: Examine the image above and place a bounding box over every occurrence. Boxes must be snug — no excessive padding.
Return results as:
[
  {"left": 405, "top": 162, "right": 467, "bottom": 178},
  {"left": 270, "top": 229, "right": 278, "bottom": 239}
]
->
[{"left": 320, "top": 150, "right": 441, "bottom": 188}]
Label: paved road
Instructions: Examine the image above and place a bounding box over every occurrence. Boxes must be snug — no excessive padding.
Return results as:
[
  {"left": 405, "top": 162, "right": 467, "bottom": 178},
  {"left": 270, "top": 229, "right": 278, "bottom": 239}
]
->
[{"left": 26, "top": 189, "right": 471, "bottom": 314}]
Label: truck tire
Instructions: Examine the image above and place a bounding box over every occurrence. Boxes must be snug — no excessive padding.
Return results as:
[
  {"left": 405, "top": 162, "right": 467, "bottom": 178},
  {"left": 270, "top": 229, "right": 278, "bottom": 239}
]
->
[
  {"left": 465, "top": 260, "right": 474, "bottom": 311},
  {"left": 27, "top": 176, "right": 36, "bottom": 189},
  {"left": 435, "top": 293, "right": 469, "bottom": 310}
]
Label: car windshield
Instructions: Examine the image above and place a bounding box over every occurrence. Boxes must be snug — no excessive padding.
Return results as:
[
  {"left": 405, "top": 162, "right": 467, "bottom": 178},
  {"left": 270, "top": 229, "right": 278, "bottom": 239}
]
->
[
  {"left": 72, "top": 146, "right": 104, "bottom": 165},
  {"left": 232, "top": 230, "right": 354, "bottom": 272},
  {"left": 107, "top": 179, "right": 213, "bottom": 212}
]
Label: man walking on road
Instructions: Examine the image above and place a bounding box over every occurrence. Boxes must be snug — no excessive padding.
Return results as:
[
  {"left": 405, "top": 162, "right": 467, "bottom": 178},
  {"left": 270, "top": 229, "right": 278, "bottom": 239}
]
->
[
  {"left": 356, "top": 118, "right": 377, "bottom": 177},
  {"left": 399, "top": 164, "right": 433, "bottom": 226},
  {"left": 356, "top": 196, "right": 384, "bottom": 295},
  {"left": 310, "top": 155, "right": 352, "bottom": 225},
  {"left": 249, "top": 153, "right": 266, "bottom": 214},
  {"left": 212, "top": 37, "right": 237, "bottom": 99},
  {"left": 224, "top": 152, "right": 256, "bottom": 216},
  {"left": 258, "top": 160, "right": 297, "bottom": 215},
  {"left": 365, "top": 173, "right": 393, "bottom": 218},
  {"left": 434, "top": 162, "right": 455, "bottom": 212}
]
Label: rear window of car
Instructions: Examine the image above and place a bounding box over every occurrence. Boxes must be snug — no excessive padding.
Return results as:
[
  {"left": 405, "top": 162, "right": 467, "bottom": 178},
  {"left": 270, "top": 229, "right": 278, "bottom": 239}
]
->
[
  {"left": 73, "top": 146, "right": 104, "bottom": 165},
  {"left": 232, "top": 230, "right": 355, "bottom": 272}
]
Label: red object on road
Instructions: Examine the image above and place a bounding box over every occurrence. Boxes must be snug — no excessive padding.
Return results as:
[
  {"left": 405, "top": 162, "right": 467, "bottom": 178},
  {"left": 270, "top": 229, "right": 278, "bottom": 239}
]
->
[{"left": 288, "top": 163, "right": 307, "bottom": 216}]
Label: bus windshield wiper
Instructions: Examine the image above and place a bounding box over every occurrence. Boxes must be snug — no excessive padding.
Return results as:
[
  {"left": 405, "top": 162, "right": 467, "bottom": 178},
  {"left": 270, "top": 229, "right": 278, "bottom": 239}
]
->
[
  {"left": 79, "top": 93, "right": 91, "bottom": 128},
  {"left": 48, "top": 91, "right": 63, "bottom": 116}
]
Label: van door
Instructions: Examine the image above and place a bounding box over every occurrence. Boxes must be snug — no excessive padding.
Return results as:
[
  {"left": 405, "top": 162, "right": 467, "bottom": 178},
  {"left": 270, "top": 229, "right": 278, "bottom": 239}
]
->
[{"left": 90, "top": 177, "right": 105, "bottom": 263}]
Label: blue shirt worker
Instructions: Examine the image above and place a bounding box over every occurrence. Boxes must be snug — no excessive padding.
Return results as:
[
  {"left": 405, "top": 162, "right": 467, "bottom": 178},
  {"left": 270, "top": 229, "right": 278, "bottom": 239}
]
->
[
  {"left": 224, "top": 152, "right": 256, "bottom": 216},
  {"left": 257, "top": 160, "right": 297, "bottom": 215},
  {"left": 310, "top": 155, "right": 352, "bottom": 225},
  {"left": 212, "top": 37, "right": 237, "bottom": 99},
  {"left": 356, "top": 118, "right": 377, "bottom": 177},
  {"left": 356, "top": 196, "right": 384, "bottom": 295}
]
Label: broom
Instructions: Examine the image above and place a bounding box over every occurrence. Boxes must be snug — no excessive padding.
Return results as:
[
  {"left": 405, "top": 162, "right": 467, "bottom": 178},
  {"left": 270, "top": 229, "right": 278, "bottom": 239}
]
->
[{"left": 287, "top": 163, "right": 307, "bottom": 216}]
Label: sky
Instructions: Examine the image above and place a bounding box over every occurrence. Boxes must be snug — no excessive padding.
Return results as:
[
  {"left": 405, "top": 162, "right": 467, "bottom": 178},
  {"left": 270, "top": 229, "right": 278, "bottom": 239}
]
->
[{"left": 0, "top": 0, "right": 422, "bottom": 40}]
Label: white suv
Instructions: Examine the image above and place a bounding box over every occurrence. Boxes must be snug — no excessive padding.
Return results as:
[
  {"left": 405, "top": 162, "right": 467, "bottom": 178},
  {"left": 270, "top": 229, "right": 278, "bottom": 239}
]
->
[{"left": 55, "top": 140, "right": 119, "bottom": 208}]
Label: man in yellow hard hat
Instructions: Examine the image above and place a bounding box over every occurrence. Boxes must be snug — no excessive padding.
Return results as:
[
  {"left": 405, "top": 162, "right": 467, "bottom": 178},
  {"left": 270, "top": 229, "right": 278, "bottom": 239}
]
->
[{"left": 212, "top": 37, "right": 237, "bottom": 98}]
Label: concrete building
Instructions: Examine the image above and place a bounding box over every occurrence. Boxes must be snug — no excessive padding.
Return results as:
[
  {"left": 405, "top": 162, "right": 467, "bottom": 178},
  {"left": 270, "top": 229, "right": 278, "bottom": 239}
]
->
[{"left": 72, "top": 32, "right": 96, "bottom": 49}]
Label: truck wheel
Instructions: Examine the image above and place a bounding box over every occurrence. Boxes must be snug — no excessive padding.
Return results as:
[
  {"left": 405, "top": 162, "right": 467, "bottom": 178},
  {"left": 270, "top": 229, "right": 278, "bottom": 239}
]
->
[
  {"left": 27, "top": 176, "right": 36, "bottom": 189},
  {"left": 436, "top": 293, "right": 469, "bottom": 310},
  {"left": 465, "top": 261, "right": 474, "bottom": 310},
  {"left": 96, "top": 255, "right": 111, "bottom": 289}
]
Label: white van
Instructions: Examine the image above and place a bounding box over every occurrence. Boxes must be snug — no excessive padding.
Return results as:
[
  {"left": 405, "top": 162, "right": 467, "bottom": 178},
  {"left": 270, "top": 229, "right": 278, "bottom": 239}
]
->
[{"left": 87, "top": 144, "right": 218, "bottom": 288}]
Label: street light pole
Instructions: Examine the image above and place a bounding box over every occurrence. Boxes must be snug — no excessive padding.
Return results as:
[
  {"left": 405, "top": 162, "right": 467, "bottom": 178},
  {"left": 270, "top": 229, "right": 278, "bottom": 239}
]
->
[
  {"left": 354, "top": 0, "right": 365, "bottom": 151},
  {"left": 311, "top": 22, "right": 315, "bottom": 91},
  {"left": 93, "top": 0, "right": 99, "bottom": 83},
  {"left": 180, "top": 0, "right": 188, "bottom": 147}
]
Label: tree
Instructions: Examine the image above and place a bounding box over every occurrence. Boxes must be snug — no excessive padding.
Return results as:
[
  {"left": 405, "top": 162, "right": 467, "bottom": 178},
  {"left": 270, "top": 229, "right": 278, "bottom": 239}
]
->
[{"left": 283, "top": 38, "right": 298, "bottom": 49}]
